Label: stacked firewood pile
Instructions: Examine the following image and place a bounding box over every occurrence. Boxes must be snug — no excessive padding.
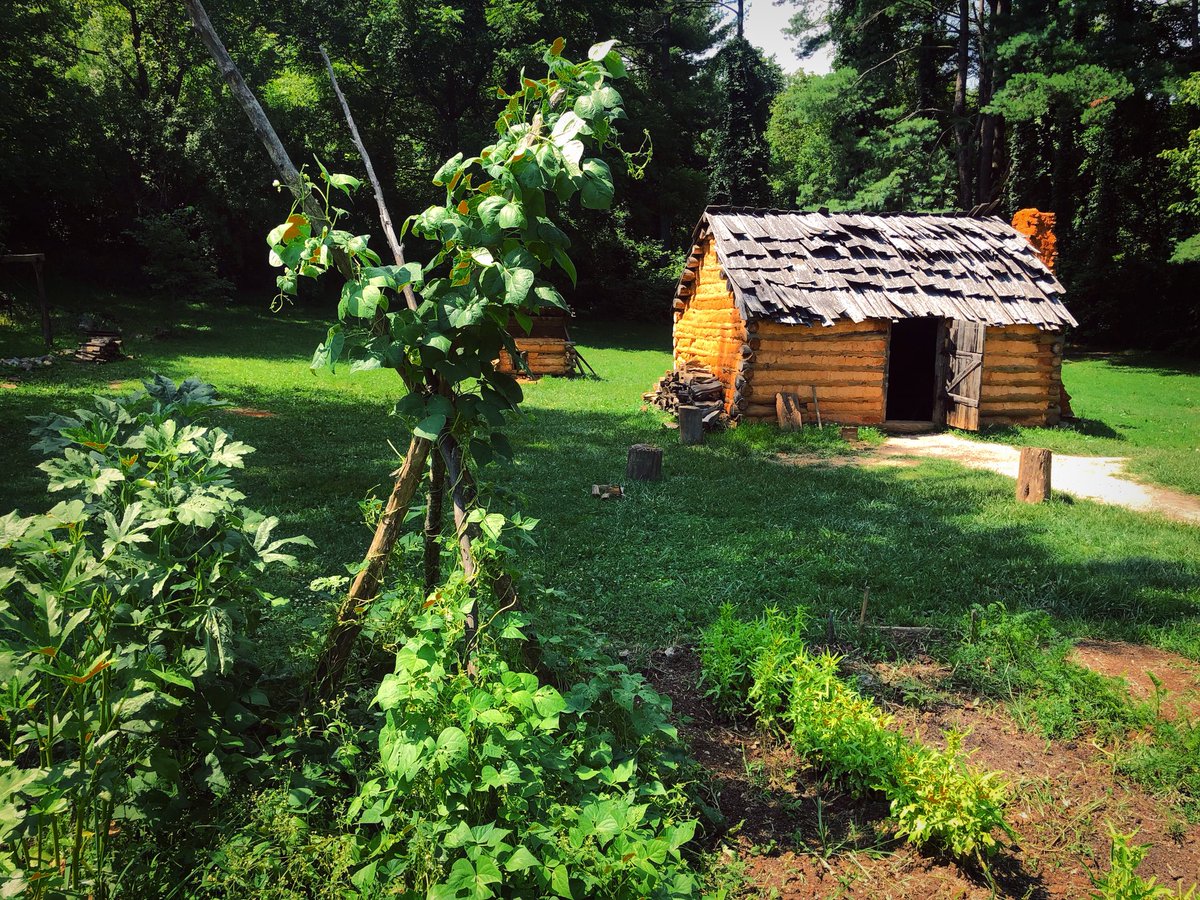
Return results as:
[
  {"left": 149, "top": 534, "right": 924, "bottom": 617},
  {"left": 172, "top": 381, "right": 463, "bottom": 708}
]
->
[
  {"left": 644, "top": 362, "right": 726, "bottom": 427},
  {"left": 75, "top": 335, "right": 124, "bottom": 363}
]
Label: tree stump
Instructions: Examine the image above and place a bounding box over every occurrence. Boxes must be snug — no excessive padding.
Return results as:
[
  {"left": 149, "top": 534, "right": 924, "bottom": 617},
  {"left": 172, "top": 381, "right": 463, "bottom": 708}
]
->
[
  {"left": 626, "top": 444, "right": 663, "bottom": 481},
  {"left": 776, "top": 392, "right": 803, "bottom": 432},
  {"left": 1017, "top": 447, "right": 1052, "bottom": 503},
  {"left": 840, "top": 426, "right": 860, "bottom": 441},
  {"left": 678, "top": 405, "right": 704, "bottom": 445}
]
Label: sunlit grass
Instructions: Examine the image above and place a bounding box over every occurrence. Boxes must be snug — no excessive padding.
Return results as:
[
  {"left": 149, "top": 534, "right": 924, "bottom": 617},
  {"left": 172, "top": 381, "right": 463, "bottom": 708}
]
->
[{"left": 1, "top": 284, "right": 1198, "bottom": 667}]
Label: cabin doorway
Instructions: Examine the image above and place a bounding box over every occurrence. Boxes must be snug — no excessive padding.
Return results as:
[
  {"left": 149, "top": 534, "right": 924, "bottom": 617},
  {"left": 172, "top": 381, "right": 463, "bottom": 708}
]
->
[{"left": 885, "top": 317, "right": 942, "bottom": 421}]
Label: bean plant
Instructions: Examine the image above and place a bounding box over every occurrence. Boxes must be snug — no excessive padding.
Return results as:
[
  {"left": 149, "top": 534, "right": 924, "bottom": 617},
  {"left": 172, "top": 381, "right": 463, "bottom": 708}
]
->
[{"left": 0, "top": 377, "right": 309, "bottom": 896}]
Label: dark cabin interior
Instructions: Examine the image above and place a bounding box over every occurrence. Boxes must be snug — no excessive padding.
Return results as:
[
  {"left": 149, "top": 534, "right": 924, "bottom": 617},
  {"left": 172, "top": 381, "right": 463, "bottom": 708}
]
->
[{"left": 886, "top": 317, "right": 942, "bottom": 421}]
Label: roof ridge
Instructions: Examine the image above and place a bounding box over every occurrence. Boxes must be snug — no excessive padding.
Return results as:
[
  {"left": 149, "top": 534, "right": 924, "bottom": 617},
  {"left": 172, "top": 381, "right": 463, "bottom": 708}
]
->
[{"left": 703, "top": 205, "right": 1005, "bottom": 221}]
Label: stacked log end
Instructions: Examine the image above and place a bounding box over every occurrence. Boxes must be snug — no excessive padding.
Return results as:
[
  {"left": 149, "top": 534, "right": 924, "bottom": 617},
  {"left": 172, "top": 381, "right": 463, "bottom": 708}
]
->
[{"left": 75, "top": 335, "right": 124, "bottom": 363}]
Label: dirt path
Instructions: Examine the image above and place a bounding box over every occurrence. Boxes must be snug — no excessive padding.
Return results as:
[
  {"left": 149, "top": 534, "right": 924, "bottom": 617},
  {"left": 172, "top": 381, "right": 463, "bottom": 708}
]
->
[{"left": 787, "top": 433, "right": 1200, "bottom": 524}]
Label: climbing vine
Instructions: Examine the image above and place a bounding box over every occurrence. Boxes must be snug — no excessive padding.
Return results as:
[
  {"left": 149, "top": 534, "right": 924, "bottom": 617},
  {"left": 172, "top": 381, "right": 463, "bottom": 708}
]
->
[{"left": 267, "top": 39, "right": 641, "bottom": 458}]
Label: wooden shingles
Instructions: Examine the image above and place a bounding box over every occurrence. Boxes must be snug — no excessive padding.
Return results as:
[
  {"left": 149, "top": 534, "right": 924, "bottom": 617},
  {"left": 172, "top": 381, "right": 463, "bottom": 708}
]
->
[{"left": 690, "top": 207, "right": 1076, "bottom": 330}]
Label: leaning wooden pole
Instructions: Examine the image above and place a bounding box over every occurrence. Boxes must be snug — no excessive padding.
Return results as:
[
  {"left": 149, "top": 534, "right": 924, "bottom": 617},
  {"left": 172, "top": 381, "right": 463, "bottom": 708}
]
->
[
  {"left": 311, "top": 435, "right": 432, "bottom": 697},
  {"left": 318, "top": 45, "right": 418, "bottom": 313},
  {"left": 185, "top": 0, "right": 432, "bottom": 698},
  {"left": 185, "top": 0, "right": 351, "bottom": 280},
  {"left": 423, "top": 450, "right": 446, "bottom": 594}
]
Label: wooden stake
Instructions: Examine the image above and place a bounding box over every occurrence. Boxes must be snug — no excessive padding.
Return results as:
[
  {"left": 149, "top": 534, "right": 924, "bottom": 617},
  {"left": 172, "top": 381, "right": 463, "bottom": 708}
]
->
[
  {"left": 810, "top": 386, "right": 823, "bottom": 428},
  {"left": 423, "top": 450, "right": 446, "bottom": 594},
  {"left": 1017, "top": 446, "right": 1052, "bottom": 503},
  {"left": 775, "top": 391, "right": 803, "bottom": 431},
  {"left": 184, "top": 0, "right": 353, "bottom": 281},
  {"left": 859, "top": 586, "right": 870, "bottom": 627},
  {"left": 678, "top": 405, "right": 704, "bottom": 445},
  {"left": 626, "top": 444, "right": 663, "bottom": 481}
]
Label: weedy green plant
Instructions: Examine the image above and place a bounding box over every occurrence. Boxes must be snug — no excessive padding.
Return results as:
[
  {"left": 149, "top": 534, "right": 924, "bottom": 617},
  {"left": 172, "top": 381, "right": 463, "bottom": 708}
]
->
[
  {"left": 346, "top": 584, "right": 699, "bottom": 899},
  {"left": 699, "top": 605, "right": 1011, "bottom": 861},
  {"left": 947, "top": 603, "right": 1150, "bottom": 740},
  {"left": 1091, "top": 824, "right": 1197, "bottom": 899},
  {"left": 0, "top": 377, "right": 309, "bottom": 896}
]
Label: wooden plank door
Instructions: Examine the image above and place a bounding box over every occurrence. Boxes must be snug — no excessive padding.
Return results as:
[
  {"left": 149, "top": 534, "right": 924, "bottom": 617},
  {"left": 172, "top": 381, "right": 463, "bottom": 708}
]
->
[{"left": 943, "top": 319, "right": 985, "bottom": 431}]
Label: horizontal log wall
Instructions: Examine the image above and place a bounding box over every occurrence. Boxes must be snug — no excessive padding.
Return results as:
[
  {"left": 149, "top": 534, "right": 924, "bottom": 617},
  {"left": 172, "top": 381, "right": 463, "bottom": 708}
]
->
[
  {"left": 497, "top": 338, "right": 574, "bottom": 377},
  {"left": 673, "top": 237, "right": 745, "bottom": 411},
  {"left": 741, "top": 319, "right": 888, "bottom": 425},
  {"left": 980, "top": 326, "right": 1064, "bottom": 427}
]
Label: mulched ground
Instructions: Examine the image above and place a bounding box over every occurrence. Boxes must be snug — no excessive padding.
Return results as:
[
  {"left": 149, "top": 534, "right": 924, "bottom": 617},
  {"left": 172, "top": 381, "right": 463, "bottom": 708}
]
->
[{"left": 645, "top": 647, "right": 1200, "bottom": 899}]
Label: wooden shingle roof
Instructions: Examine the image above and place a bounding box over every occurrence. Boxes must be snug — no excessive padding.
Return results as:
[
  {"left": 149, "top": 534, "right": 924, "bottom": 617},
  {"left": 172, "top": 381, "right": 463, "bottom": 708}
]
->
[{"left": 687, "top": 207, "right": 1077, "bottom": 330}]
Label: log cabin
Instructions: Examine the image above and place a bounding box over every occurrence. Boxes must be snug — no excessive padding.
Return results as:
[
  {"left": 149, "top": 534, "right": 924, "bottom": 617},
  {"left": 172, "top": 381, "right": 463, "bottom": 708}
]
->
[
  {"left": 671, "top": 207, "right": 1077, "bottom": 430},
  {"left": 496, "top": 314, "right": 579, "bottom": 377}
]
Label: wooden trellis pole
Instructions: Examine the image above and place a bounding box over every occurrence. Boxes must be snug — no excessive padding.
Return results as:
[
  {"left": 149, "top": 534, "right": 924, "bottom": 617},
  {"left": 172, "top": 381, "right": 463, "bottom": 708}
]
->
[{"left": 185, "top": 0, "right": 442, "bottom": 699}]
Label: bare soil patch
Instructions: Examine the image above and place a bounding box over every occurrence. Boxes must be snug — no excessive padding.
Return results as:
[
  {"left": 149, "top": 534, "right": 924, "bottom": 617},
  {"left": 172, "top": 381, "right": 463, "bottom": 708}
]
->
[
  {"left": 1071, "top": 640, "right": 1200, "bottom": 721},
  {"left": 226, "top": 407, "right": 276, "bottom": 418},
  {"left": 646, "top": 647, "right": 1200, "bottom": 898}
]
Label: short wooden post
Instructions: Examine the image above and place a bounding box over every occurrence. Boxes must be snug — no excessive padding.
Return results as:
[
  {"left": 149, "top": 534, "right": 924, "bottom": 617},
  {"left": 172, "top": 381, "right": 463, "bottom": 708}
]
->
[
  {"left": 33, "top": 257, "right": 50, "bottom": 348},
  {"left": 678, "top": 405, "right": 704, "bottom": 445},
  {"left": 776, "top": 391, "right": 803, "bottom": 431},
  {"left": 840, "top": 426, "right": 860, "bottom": 442},
  {"left": 1017, "top": 447, "right": 1052, "bottom": 503},
  {"left": 626, "top": 444, "right": 663, "bottom": 481}
]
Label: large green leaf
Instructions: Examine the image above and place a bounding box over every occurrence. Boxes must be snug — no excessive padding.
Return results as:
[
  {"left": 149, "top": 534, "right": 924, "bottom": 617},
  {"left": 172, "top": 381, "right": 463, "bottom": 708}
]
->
[
  {"left": 502, "top": 267, "right": 535, "bottom": 305},
  {"left": 498, "top": 200, "right": 526, "bottom": 229},
  {"left": 580, "top": 158, "right": 614, "bottom": 209},
  {"left": 414, "top": 413, "right": 447, "bottom": 441},
  {"left": 435, "top": 726, "right": 469, "bottom": 767}
]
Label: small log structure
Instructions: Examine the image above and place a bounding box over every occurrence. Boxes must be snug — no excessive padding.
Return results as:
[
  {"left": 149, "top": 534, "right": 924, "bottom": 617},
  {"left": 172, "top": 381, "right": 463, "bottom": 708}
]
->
[
  {"left": 667, "top": 208, "right": 1077, "bottom": 430},
  {"left": 75, "top": 335, "right": 124, "bottom": 363},
  {"left": 1017, "top": 447, "right": 1052, "bottom": 503},
  {"left": 496, "top": 315, "right": 580, "bottom": 377}
]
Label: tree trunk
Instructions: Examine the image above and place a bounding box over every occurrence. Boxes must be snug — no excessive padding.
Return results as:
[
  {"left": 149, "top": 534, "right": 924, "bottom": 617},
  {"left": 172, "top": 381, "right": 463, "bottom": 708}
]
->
[
  {"left": 976, "top": 0, "right": 996, "bottom": 202},
  {"left": 953, "top": 0, "right": 973, "bottom": 209}
]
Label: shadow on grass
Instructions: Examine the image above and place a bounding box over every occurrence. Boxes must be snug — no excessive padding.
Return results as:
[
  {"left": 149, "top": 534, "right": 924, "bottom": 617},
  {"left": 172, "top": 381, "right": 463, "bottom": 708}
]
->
[
  {"left": 980, "top": 417, "right": 1125, "bottom": 442},
  {"left": 571, "top": 319, "right": 672, "bottom": 353},
  {"left": 498, "top": 405, "right": 1200, "bottom": 650},
  {"left": 3, "top": 336, "right": 1198, "bottom": 659},
  {"left": 1068, "top": 349, "right": 1200, "bottom": 378}
]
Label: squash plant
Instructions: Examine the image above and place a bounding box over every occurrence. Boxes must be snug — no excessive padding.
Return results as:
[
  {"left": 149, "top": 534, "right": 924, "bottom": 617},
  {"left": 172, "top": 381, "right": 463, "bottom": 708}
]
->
[{"left": 0, "top": 377, "right": 309, "bottom": 897}]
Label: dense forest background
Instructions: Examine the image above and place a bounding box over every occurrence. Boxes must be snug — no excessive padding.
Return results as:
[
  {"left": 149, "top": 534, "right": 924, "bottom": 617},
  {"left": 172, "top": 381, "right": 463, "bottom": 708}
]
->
[{"left": 2, "top": 0, "right": 1199, "bottom": 348}]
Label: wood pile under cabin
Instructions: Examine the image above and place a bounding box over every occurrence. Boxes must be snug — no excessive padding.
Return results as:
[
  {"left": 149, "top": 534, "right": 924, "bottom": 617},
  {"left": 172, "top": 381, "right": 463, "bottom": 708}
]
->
[
  {"left": 496, "top": 315, "right": 580, "bottom": 377},
  {"left": 668, "top": 207, "right": 1077, "bottom": 430},
  {"left": 644, "top": 362, "right": 726, "bottom": 425}
]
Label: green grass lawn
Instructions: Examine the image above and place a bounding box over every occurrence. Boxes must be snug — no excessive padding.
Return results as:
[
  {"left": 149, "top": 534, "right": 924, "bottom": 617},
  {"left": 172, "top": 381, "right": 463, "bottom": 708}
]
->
[
  {"left": 3, "top": 284, "right": 1199, "bottom": 665},
  {"left": 976, "top": 351, "right": 1200, "bottom": 495}
]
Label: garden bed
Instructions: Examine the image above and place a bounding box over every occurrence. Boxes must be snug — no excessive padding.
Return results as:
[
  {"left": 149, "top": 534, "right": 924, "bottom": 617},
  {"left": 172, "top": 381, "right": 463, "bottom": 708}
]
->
[{"left": 647, "top": 646, "right": 1200, "bottom": 898}]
